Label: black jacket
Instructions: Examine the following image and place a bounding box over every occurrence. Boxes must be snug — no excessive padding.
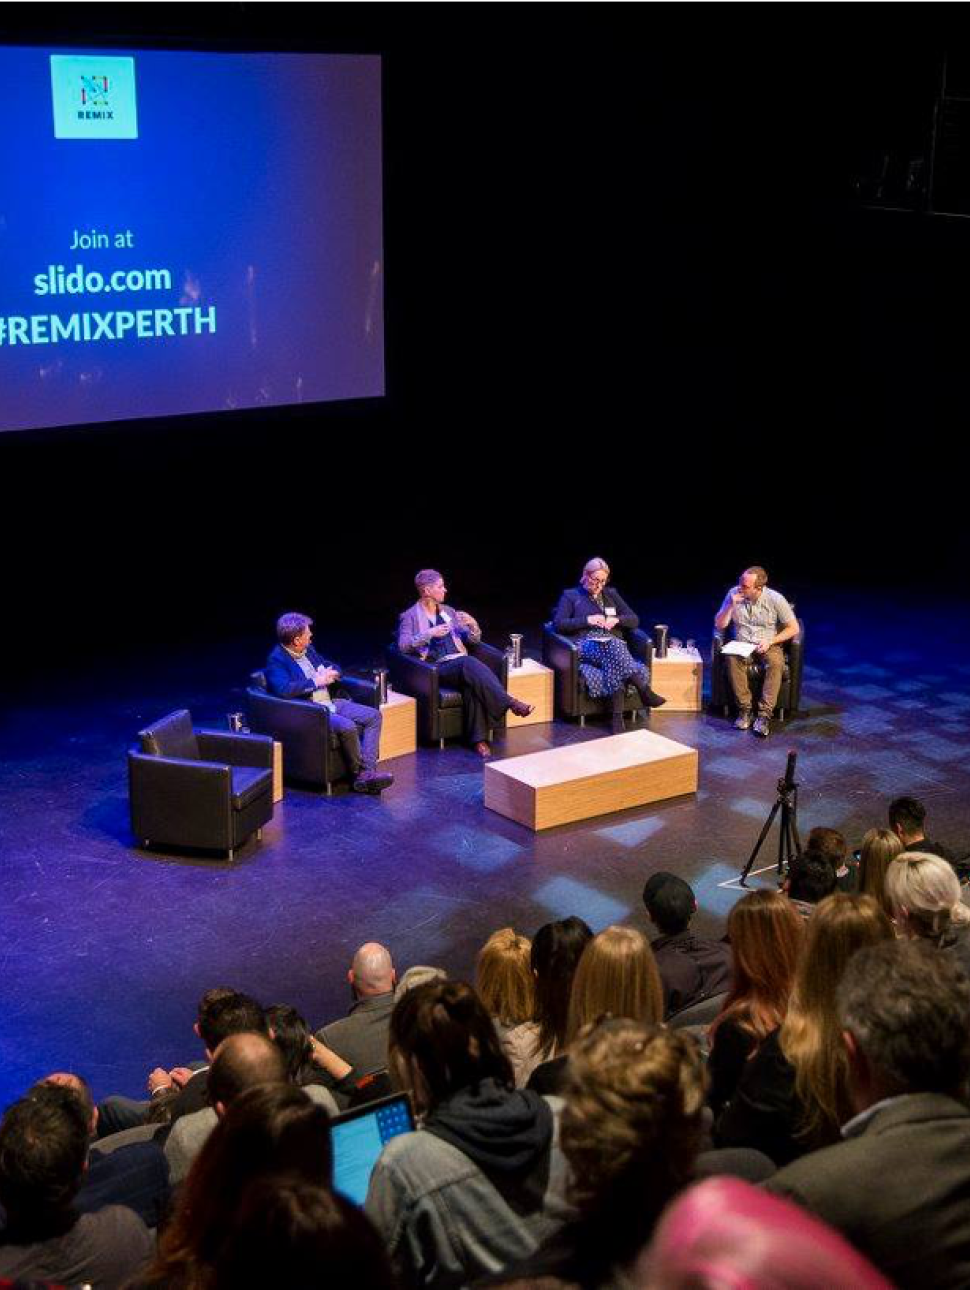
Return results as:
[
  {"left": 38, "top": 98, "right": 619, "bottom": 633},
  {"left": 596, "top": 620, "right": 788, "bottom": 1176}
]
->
[{"left": 552, "top": 586, "right": 639, "bottom": 636}]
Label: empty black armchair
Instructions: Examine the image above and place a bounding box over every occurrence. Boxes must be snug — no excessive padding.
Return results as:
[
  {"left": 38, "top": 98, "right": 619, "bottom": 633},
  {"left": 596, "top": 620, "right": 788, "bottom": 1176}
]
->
[
  {"left": 387, "top": 641, "right": 509, "bottom": 747},
  {"left": 710, "top": 618, "right": 805, "bottom": 720},
  {"left": 543, "top": 622, "right": 654, "bottom": 725},
  {"left": 128, "top": 709, "right": 274, "bottom": 859},
  {"left": 246, "top": 671, "right": 379, "bottom": 793}
]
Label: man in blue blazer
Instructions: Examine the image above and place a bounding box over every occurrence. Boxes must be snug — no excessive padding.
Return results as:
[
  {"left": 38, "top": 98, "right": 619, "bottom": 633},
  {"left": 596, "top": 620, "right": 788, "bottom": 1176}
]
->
[{"left": 266, "top": 612, "right": 393, "bottom": 794}]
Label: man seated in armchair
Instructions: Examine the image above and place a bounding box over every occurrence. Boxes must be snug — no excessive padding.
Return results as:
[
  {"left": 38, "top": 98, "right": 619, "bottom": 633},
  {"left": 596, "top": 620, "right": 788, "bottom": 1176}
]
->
[
  {"left": 714, "top": 565, "right": 798, "bottom": 740},
  {"left": 266, "top": 612, "right": 393, "bottom": 794}
]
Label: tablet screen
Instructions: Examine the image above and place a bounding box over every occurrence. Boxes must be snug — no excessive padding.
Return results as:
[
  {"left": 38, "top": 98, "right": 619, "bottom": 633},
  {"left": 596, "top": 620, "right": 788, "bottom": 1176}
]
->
[{"left": 331, "top": 1093, "right": 414, "bottom": 1206}]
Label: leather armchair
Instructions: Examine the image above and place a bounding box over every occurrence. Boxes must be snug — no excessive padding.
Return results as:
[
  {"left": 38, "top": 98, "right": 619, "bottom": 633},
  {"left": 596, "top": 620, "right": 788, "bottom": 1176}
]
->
[
  {"left": 543, "top": 623, "right": 654, "bottom": 725},
  {"left": 386, "top": 641, "right": 509, "bottom": 747},
  {"left": 246, "top": 672, "right": 379, "bottom": 793},
  {"left": 128, "top": 709, "right": 274, "bottom": 859},
  {"left": 710, "top": 618, "right": 805, "bottom": 720}
]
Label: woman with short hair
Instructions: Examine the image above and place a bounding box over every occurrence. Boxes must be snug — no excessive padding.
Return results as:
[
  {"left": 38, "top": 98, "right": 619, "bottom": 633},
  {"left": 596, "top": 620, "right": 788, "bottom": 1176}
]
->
[{"left": 553, "top": 557, "right": 665, "bottom": 732}]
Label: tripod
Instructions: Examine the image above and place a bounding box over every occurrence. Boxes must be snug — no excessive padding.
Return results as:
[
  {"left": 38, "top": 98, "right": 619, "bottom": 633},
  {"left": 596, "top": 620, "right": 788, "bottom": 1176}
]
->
[{"left": 739, "top": 751, "right": 802, "bottom": 887}]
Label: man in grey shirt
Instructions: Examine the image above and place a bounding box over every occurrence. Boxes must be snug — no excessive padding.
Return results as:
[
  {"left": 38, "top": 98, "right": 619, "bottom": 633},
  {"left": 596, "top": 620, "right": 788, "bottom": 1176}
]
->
[{"left": 714, "top": 565, "right": 798, "bottom": 738}]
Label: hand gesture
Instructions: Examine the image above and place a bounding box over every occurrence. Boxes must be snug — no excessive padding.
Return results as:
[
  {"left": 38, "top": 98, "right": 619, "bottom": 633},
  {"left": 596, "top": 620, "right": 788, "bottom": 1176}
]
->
[
  {"left": 315, "top": 665, "right": 341, "bottom": 686},
  {"left": 455, "top": 611, "right": 479, "bottom": 633},
  {"left": 147, "top": 1067, "right": 172, "bottom": 1095},
  {"left": 587, "top": 614, "right": 608, "bottom": 628},
  {"left": 729, "top": 586, "right": 745, "bottom": 607},
  {"left": 604, "top": 615, "right": 621, "bottom": 629},
  {"left": 429, "top": 623, "right": 452, "bottom": 639},
  {"left": 168, "top": 1066, "right": 195, "bottom": 1089},
  {"left": 755, "top": 640, "right": 771, "bottom": 655}
]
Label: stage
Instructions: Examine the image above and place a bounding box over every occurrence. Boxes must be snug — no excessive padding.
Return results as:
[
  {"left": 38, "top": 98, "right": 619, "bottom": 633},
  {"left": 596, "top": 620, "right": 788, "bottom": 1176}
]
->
[{"left": 2, "top": 589, "right": 969, "bottom": 1112}]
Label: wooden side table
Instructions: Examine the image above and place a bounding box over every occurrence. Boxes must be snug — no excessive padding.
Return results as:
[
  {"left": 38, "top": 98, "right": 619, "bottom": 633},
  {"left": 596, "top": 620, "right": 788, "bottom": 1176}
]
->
[
  {"left": 378, "top": 690, "right": 417, "bottom": 761},
  {"left": 651, "top": 650, "right": 703, "bottom": 712},
  {"left": 272, "top": 740, "right": 284, "bottom": 803},
  {"left": 506, "top": 658, "right": 555, "bottom": 727}
]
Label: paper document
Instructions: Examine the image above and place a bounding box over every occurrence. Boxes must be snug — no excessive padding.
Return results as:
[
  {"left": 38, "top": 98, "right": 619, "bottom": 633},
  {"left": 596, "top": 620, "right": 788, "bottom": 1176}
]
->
[{"left": 721, "top": 641, "right": 758, "bottom": 658}]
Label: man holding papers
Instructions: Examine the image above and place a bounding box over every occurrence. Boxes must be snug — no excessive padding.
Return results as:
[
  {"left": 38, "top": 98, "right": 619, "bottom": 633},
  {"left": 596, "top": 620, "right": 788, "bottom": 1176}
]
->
[{"left": 714, "top": 566, "right": 798, "bottom": 738}]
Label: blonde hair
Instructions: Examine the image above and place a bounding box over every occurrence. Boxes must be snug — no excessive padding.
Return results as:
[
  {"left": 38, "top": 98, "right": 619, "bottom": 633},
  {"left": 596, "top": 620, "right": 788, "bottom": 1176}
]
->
[
  {"left": 884, "top": 852, "right": 970, "bottom": 941},
  {"left": 780, "top": 894, "right": 894, "bottom": 1145},
  {"left": 566, "top": 925, "right": 663, "bottom": 1045},
  {"left": 582, "top": 557, "right": 610, "bottom": 583},
  {"left": 857, "top": 828, "right": 904, "bottom": 917},
  {"left": 710, "top": 891, "right": 804, "bottom": 1044},
  {"left": 476, "top": 928, "right": 534, "bottom": 1027}
]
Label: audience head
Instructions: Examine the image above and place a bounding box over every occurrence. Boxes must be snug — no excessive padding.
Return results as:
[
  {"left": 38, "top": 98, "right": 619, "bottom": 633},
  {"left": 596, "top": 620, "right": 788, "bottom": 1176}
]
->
[
  {"left": 531, "top": 916, "right": 594, "bottom": 1061},
  {"left": 884, "top": 852, "right": 970, "bottom": 940},
  {"left": 38, "top": 1072, "right": 96, "bottom": 1138},
  {"left": 151, "top": 1083, "right": 332, "bottom": 1283},
  {"left": 806, "top": 826, "right": 847, "bottom": 867},
  {"left": 642, "top": 872, "right": 696, "bottom": 936},
  {"left": 857, "top": 827, "right": 904, "bottom": 915},
  {"left": 349, "top": 943, "right": 396, "bottom": 997},
  {"left": 0, "top": 1084, "right": 90, "bottom": 1238},
  {"left": 787, "top": 852, "right": 838, "bottom": 905},
  {"left": 888, "top": 794, "right": 929, "bottom": 843},
  {"left": 476, "top": 927, "right": 534, "bottom": 1026},
  {"left": 838, "top": 939, "right": 970, "bottom": 1108},
  {"left": 276, "top": 612, "right": 313, "bottom": 647},
  {"left": 638, "top": 1176, "right": 892, "bottom": 1289},
  {"left": 212, "top": 1175, "right": 397, "bottom": 1290},
  {"left": 266, "top": 1004, "right": 314, "bottom": 1084},
  {"left": 197, "top": 988, "right": 267, "bottom": 1053},
  {"left": 208, "top": 1031, "right": 287, "bottom": 1113},
  {"left": 562, "top": 1019, "right": 706, "bottom": 1266},
  {"left": 714, "top": 890, "right": 803, "bottom": 1040},
  {"left": 394, "top": 965, "right": 448, "bottom": 999},
  {"left": 388, "top": 980, "right": 512, "bottom": 1114},
  {"left": 566, "top": 925, "right": 663, "bottom": 1046},
  {"left": 780, "top": 894, "right": 894, "bottom": 1139}
]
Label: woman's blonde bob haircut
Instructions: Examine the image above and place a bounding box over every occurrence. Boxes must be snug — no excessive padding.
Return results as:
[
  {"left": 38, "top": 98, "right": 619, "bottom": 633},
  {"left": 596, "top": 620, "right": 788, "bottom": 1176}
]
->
[{"left": 566, "top": 925, "right": 663, "bottom": 1045}]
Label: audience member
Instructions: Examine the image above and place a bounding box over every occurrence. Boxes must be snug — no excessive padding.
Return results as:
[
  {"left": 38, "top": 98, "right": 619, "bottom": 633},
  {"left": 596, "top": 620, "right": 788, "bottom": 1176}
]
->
[
  {"left": 96, "top": 984, "right": 240, "bottom": 1137},
  {"left": 365, "top": 980, "right": 572, "bottom": 1288},
  {"left": 856, "top": 827, "right": 904, "bottom": 916},
  {"left": 767, "top": 940, "right": 970, "bottom": 1288},
  {"left": 714, "top": 894, "right": 893, "bottom": 1165},
  {"left": 805, "top": 826, "right": 854, "bottom": 890},
  {"left": 395, "top": 965, "right": 448, "bottom": 998},
  {"left": 164, "top": 1030, "right": 288, "bottom": 1184},
  {"left": 885, "top": 852, "right": 970, "bottom": 977},
  {"left": 142, "top": 1083, "right": 332, "bottom": 1287},
  {"left": 638, "top": 1176, "right": 892, "bottom": 1289},
  {"left": 707, "top": 891, "right": 803, "bottom": 1115},
  {"left": 37, "top": 1073, "right": 170, "bottom": 1229},
  {"left": 529, "top": 917, "right": 593, "bottom": 1067},
  {"left": 0, "top": 1084, "right": 153, "bottom": 1288},
  {"left": 477, "top": 928, "right": 541, "bottom": 1087},
  {"left": 315, "top": 942, "right": 396, "bottom": 1105},
  {"left": 211, "top": 1175, "right": 397, "bottom": 1290},
  {"left": 889, "top": 794, "right": 958, "bottom": 867},
  {"left": 785, "top": 851, "right": 837, "bottom": 918},
  {"left": 530, "top": 924, "right": 663, "bottom": 1095},
  {"left": 642, "top": 872, "right": 731, "bottom": 1017}
]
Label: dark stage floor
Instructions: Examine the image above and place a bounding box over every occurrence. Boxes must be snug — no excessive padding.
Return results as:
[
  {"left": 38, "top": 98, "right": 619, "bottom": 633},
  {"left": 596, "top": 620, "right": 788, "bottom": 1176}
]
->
[{"left": 3, "top": 590, "right": 970, "bottom": 1111}]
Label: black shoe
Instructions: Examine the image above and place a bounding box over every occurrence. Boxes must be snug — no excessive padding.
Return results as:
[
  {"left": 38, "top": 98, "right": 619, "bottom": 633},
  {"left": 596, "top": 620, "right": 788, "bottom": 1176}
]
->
[
  {"left": 353, "top": 771, "right": 394, "bottom": 794},
  {"left": 636, "top": 682, "right": 667, "bottom": 709}
]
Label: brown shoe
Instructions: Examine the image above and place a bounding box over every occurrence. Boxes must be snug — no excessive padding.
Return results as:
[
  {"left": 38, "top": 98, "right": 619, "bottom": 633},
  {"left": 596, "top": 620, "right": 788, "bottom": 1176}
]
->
[
  {"left": 473, "top": 741, "right": 492, "bottom": 758},
  {"left": 509, "top": 699, "right": 534, "bottom": 719}
]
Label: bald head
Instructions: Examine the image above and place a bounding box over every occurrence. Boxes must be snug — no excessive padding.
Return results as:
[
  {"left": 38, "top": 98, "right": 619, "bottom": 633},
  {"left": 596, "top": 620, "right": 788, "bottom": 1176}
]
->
[
  {"left": 209, "top": 1032, "right": 287, "bottom": 1114},
  {"left": 350, "top": 942, "right": 395, "bottom": 997}
]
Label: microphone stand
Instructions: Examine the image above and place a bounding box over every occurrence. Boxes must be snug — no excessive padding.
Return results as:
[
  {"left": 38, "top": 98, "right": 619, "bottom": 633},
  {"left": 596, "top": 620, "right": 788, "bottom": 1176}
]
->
[{"left": 739, "top": 750, "right": 801, "bottom": 887}]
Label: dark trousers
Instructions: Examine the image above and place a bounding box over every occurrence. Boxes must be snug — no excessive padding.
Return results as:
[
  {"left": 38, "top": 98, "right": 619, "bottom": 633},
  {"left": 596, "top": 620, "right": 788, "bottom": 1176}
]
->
[
  {"left": 330, "top": 698, "right": 382, "bottom": 774},
  {"left": 438, "top": 656, "right": 513, "bottom": 743}
]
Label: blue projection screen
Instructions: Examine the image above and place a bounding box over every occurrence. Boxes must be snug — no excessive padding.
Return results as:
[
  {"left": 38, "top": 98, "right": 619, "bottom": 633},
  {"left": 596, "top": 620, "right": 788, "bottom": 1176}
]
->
[{"left": 0, "top": 46, "right": 384, "bottom": 433}]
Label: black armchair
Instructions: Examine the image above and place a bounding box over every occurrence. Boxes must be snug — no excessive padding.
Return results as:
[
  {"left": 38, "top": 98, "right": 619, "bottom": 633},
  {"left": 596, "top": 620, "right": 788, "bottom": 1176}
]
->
[
  {"left": 245, "top": 672, "right": 379, "bottom": 794},
  {"left": 710, "top": 618, "right": 805, "bottom": 720},
  {"left": 387, "top": 641, "right": 509, "bottom": 747},
  {"left": 542, "top": 623, "right": 654, "bottom": 725},
  {"left": 128, "top": 709, "right": 274, "bottom": 860}
]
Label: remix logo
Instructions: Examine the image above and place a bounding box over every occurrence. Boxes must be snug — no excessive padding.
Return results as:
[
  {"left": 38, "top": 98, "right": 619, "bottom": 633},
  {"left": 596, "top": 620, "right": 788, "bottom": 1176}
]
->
[{"left": 50, "top": 54, "right": 138, "bottom": 140}]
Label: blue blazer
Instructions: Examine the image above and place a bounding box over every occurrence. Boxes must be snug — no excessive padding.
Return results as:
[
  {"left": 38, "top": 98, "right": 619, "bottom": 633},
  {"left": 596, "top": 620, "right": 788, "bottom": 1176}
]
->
[
  {"left": 553, "top": 585, "right": 639, "bottom": 636},
  {"left": 265, "top": 643, "right": 345, "bottom": 701}
]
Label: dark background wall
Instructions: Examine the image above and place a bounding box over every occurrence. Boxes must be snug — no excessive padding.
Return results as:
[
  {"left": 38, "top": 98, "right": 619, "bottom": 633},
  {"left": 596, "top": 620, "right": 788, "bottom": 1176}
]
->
[{"left": 3, "top": 5, "right": 968, "bottom": 679}]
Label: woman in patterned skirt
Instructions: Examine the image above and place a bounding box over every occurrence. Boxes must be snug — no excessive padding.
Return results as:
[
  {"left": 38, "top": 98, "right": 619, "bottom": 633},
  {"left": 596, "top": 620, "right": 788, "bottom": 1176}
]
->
[{"left": 553, "top": 557, "right": 666, "bottom": 732}]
